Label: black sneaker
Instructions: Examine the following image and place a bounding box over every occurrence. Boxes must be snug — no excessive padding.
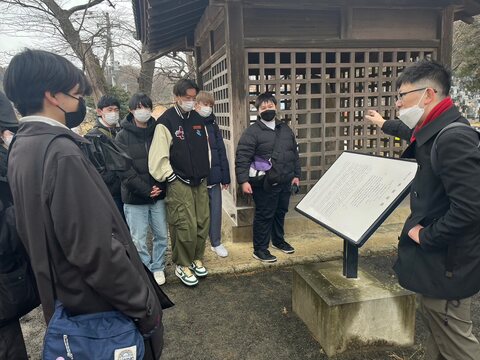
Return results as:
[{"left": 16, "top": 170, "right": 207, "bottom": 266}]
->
[
  {"left": 272, "top": 241, "right": 295, "bottom": 254},
  {"left": 253, "top": 249, "right": 277, "bottom": 263}
]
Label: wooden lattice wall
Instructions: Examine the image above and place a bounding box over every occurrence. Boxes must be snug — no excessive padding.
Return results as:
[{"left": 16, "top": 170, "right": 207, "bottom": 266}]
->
[{"left": 246, "top": 48, "right": 436, "bottom": 193}]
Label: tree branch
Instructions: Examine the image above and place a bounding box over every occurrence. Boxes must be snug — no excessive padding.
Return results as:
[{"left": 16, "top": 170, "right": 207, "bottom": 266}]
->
[{"left": 67, "top": 0, "right": 105, "bottom": 15}]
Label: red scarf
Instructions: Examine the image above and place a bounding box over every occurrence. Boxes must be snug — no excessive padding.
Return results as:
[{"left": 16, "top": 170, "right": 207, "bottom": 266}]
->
[{"left": 410, "top": 97, "right": 454, "bottom": 143}]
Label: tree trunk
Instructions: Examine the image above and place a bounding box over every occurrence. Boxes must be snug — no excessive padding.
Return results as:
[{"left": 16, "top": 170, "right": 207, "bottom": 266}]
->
[
  {"left": 42, "top": 0, "right": 108, "bottom": 103},
  {"left": 138, "top": 48, "right": 155, "bottom": 96}
]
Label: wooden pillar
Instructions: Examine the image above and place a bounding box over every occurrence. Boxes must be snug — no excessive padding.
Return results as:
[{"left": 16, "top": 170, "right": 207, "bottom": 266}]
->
[
  {"left": 439, "top": 5, "right": 455, "bottom": 67},
  {"left": 225, "top": 0, "right": 249, "bottom": 209}
]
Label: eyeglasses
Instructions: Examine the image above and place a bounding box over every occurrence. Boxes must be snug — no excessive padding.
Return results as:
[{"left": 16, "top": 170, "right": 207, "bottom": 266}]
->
[{"left": 395, "top": 87, "right": 437, "bottom": 102}]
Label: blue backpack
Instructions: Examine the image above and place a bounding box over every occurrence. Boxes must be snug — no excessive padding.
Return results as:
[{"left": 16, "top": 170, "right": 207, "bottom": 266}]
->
[{"left": 43, "top": 301, "right": 144, "bottom": 360}]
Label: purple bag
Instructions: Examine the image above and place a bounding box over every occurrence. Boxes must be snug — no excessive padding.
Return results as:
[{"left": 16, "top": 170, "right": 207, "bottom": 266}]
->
[
  {"left": 249, "top": 156, "right": 271, "bottom": 185},
  {"left": 251, "top": 156, "right": 272, "bottom": 171}
]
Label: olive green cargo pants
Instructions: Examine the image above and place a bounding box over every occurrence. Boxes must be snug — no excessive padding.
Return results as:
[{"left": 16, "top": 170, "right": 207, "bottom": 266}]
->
[{"left": 165, "top": 180, "right": 209, "bottom": 266}]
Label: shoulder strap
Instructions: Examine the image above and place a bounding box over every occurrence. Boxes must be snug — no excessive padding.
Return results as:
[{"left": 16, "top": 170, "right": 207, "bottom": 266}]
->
[
  {"left": 270, "top": 124, "right": 283, "bottom": 162},
  {"left": 430, "top": 122, "right": 480, "bottom": 175},
  {"left": 429, "top": 122, "right": 480, "bottom": 278},
  {"left": 97, "top": 127, "right": 114, "bottom": 138}
]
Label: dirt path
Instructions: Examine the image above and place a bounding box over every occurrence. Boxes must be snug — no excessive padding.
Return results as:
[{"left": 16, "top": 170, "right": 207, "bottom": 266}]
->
[{"left": 21, "top": 252, "right": 480, "bottom": 359}]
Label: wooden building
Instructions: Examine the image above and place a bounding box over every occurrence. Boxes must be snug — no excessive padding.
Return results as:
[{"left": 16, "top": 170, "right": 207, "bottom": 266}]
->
[{"left": 133, "top": 0, "right": 480, "bottom": 241}]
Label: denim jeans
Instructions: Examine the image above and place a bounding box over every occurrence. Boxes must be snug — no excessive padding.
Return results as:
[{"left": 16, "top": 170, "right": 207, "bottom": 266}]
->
[{"left": 124, "top": 200, "right": 168, "bottom": 272}]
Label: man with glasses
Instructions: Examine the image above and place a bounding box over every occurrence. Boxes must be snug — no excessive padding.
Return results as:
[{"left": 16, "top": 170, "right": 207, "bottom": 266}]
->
[
  {"left": 366, "top": 59, "right": 480, "bottom": 359},
  {"left": 149, "top": 79, "right": 210, "bottom": 287}
]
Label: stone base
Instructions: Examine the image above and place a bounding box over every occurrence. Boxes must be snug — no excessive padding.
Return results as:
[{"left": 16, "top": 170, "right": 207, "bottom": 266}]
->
[{"left": 292, "top": 261, "right": 415, "bottom": 357}]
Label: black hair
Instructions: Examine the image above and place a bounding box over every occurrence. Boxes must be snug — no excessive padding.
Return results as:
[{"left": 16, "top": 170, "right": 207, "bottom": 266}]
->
[
  {"left": 3, "top": 49, "right": 92, "bottom": 116},
  {"left": 173, "top": 79, "right": 199, "bottom": 97},
  {"left": 128, "top": 92, "right": 153, "bottom": 110},
  {"left": 97, "top": 95, "right": 120, "bottom": 110},
  {"left": 397, "top": 59, "right": 452, "bottom": 97},
  {"left": 255, "top": 92, "right": 277, "bottom": 110}
]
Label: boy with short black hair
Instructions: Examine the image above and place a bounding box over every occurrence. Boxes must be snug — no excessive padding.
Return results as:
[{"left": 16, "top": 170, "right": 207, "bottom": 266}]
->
[
  {"left": 4, "top": 49, "right": 164, "bottom": 358},
  {"left": 116, "top": 93, "right": 168, "bottom": 286},
  {"left": 235, "top": 92, "right": 300, "bottom": 263},
  {"left": 85, "top": 94, "right": 125, "bottom": 216},
  {"left": 366, "top": 59, "right": 480, "bottom": 359},
  {"left": 149, "top": 78, "right": 210, "bottom": 287}
]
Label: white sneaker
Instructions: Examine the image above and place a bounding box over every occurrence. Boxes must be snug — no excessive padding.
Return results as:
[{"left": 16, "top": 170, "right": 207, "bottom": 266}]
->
[
  {"left": 153, "top": 270, "right": 166, "bottom": 286},
  {"left": 211, "top": 244, "right": 228, "bottom": 257},
  {"left": 175, "top": 265, "right": 198, "bottom": 286},
  {"left": 189, "top": 260, "right": 208, "bottom": 277}
]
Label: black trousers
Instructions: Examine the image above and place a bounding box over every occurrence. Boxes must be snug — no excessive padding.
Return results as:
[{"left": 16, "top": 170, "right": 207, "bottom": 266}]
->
[
  {"left": 0, "top": 319, "right": 28, "bottom": 360},
  {"left": 252, "top": 183, "right": 291, "bottom": 252}
]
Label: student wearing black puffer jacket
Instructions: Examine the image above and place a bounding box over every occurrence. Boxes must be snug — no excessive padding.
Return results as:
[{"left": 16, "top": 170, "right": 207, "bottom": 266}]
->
[
  {"left": 116, "top": 93, "right": 168, "bottom": 286},
  {"left": 236, "top": 92, "right": 301, "bottom": 263}
]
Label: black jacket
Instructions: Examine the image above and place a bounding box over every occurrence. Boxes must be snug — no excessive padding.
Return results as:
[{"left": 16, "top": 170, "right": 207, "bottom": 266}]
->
[
  {"left": 235, "top": 119, "right": 301, "bottom": 185},
  {"left": 84, "top": 121, "right": 123, "bottom": 198},
  {"left": 383, "top": 107, "right": 480, "bottom": 300},
  {"left": 0, "top": 146, "right": 16, "bottom": 274},
  {"left": 204, "top": 114, "right": 230, "bottom": 186},
  {"left": 154, "top": 106, "right": 210, "bottom": 186},
  {"left": 8, "top": 120, "right": 163, "bottom": 346},
  {"left": 116, "top": 114, "right": 166, "bottom": 205},
  {"left": 0, "top": 146, "right": 12, "bottom": 206}
]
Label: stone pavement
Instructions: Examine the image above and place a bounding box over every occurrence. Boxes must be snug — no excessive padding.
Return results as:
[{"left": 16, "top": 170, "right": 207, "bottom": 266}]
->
[{"left": 164, "top": 203, "right": 410, "bottom": 283}]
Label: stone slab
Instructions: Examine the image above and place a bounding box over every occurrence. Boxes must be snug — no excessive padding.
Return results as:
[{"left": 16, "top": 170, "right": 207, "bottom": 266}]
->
[{"left": 292, "top": 261, "right": 416, "bottom": 357}]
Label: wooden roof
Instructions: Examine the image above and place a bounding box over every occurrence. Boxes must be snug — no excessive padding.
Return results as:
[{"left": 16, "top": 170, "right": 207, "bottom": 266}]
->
[
  {"left": 132, "top": 0, "right": 480, "bottom": 59},
  {"left": 133, "top": 0, "right": 209, "bottom": 59}
]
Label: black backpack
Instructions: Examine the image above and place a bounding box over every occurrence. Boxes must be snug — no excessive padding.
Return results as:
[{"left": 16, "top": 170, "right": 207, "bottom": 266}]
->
[
  {"left": 430, "top": 122, "right": 480, "bottom": 175},
  {"left": 0, "top": 193, "right": 40, "bottom": 324}
]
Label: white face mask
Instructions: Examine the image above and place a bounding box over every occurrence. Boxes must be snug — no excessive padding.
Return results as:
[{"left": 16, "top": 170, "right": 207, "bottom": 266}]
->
[
  {"left": 179, "top": 100, "right": 195, "bottom": 112},
  {"left": 133, "top": 109, "right": 152, "bottom": 123},
  {"left": 103, "top": 111, "right": 119, "bottom": 126},
  {"left": 197, "top": 106, "right": 212, "bottom": 118},
  {"left": 398, "top": 90, "right": 427, "bottom": 129},
  {"left": 1, "top": 131, "right": 13, "bottom": 148}
]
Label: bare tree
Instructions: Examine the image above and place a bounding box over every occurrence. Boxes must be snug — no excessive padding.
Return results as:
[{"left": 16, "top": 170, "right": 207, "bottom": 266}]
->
[
  {"left": 453, "top": 16, "right": 480, "bottom": 92},
  {"left": 0, "top": 0, "right": 114, "bottom": 102}
]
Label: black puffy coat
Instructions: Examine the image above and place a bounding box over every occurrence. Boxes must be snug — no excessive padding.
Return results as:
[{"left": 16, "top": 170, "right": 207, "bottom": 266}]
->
[
  {"left": 204, "top": 114, "right": 230, "bottom": 186},
  {"left": 235, "top": 119, "right": 301, "bottom": 185},
  {"left": 116, "top": 115, "right": 166, "bottom": 205},
  {"left": 383, "top": 107, "right": 480, "bottom": 300}
]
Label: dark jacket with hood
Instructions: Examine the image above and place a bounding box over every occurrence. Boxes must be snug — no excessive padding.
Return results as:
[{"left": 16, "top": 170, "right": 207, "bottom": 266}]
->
[
  {"left": 116, "top": 114, "right": 166, "bottom": 205},
  {"left": 204, "top": 114, "right": 230, "bottom": 186},
  {"left": 0, "top": 95, "right": 17, "bottom": 272},
  {"left": 235, "top": 118, "right": 301, "bottom": 185},
  {"left": 8, "top": 120, "right": 164, "bottom": 356},
  {"left": 382, "top": 107, "right": 480, "bottom": 300},
  {"left": 0, "top": 91, "right": 18, "bottom": 205},
  {"left": 84, "top": 120, "right": 123, "bottom": 198}
]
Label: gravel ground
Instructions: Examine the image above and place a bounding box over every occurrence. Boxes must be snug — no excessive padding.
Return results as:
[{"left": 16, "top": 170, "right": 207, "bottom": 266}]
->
[{"left": 21, "top": 252, "right": 480, "bottom": 359}]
